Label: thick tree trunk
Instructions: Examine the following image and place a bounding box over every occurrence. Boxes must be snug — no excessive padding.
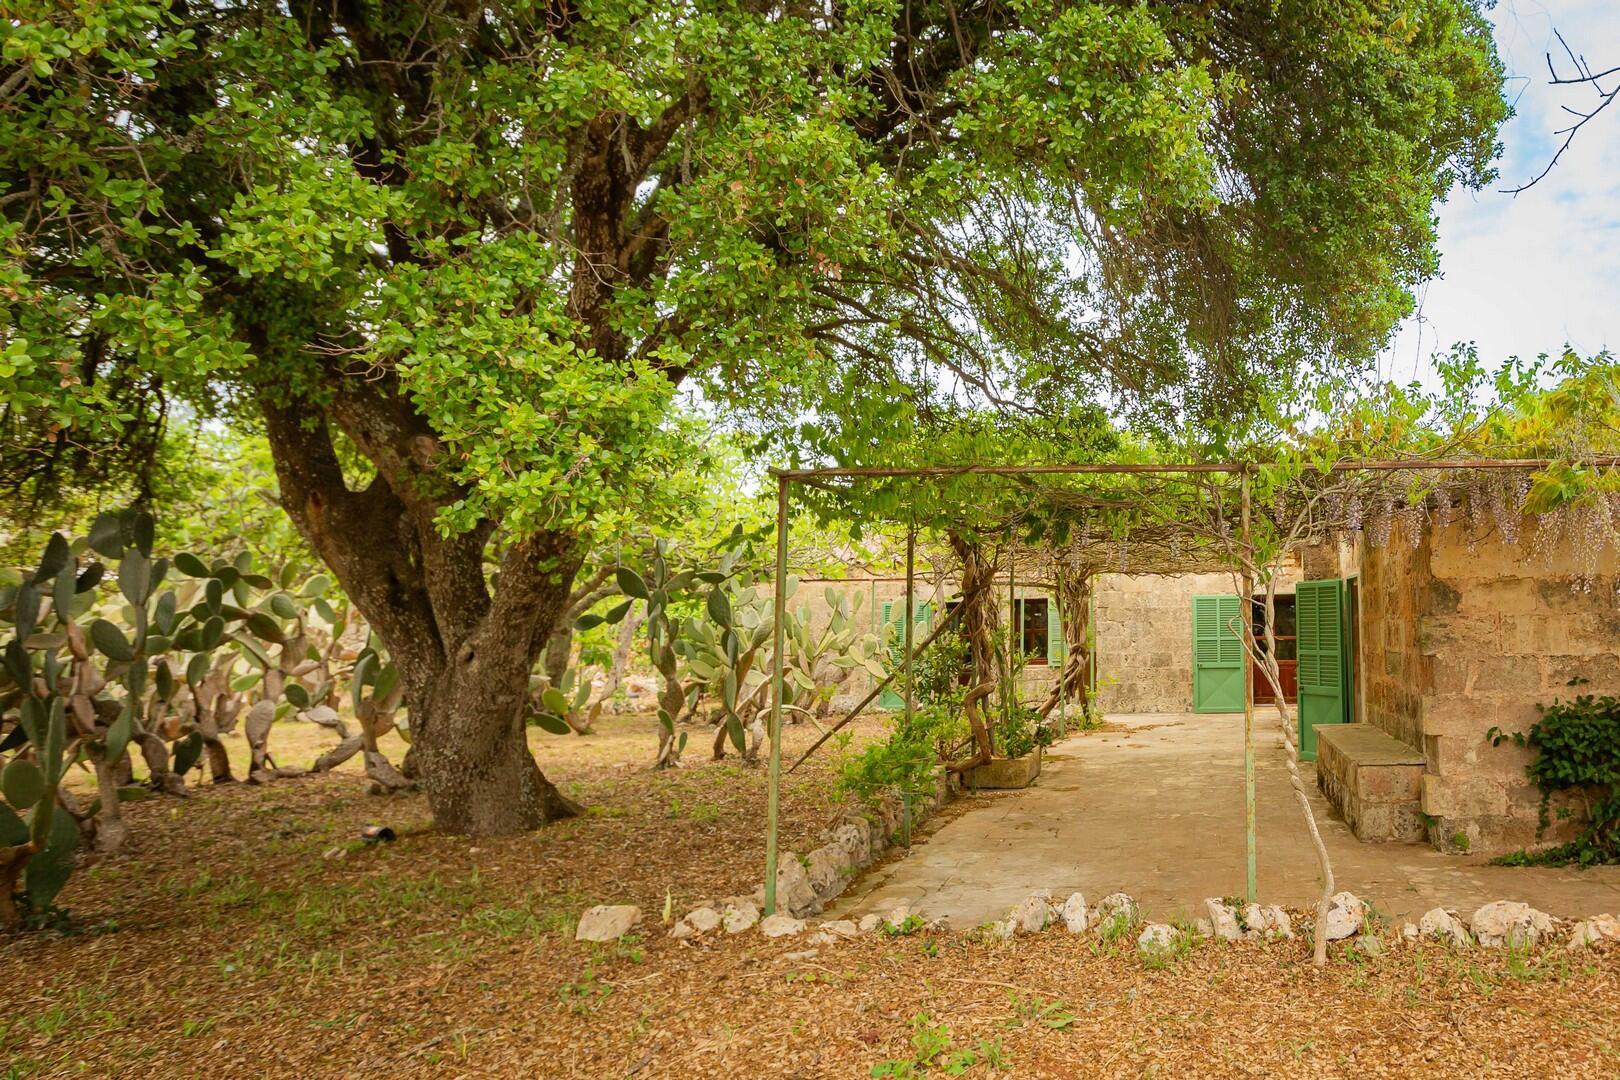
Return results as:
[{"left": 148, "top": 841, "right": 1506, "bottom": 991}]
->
[
  {"left": 263, "top": 400, "right": 586, "bottom": 836},
  {"left": 412, "top": 656, "right": 581, "bottom": 833}
]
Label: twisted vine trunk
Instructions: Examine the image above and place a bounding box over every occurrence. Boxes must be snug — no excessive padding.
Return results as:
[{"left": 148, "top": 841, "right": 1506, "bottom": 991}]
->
[
  {"left": 1241, "top": 572, "right": 1335, "bottom": 968},
  {"left": 947, "top": 683, "right": 997, "bottom": 774},
  {"left": 1037, "top": 566, "right": 1092, "bottom": 719},
  {"left": 949, "top": 531, "right": 1003, "bottom": 764}
]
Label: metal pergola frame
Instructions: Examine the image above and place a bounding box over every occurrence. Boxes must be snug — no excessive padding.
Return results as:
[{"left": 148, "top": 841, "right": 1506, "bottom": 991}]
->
[{"left": 758, "top": 456, "right": 1620, "bottom": 915}]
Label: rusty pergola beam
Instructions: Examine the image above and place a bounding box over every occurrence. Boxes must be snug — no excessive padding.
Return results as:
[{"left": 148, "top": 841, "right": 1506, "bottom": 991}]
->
[{"left": 772, "top": 456, "right": 1620, "bottom": 481}]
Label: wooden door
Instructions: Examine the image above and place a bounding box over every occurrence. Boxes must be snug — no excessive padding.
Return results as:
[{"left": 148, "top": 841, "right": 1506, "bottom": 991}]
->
[{"left": 1250, "top": 595, "right": 1298, "bottom": 705}]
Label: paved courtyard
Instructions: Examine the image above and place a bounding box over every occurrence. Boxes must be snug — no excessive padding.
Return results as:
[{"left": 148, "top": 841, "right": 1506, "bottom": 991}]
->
[{"left": 836, "top": 710, "right": 1620, "bottom": 927}]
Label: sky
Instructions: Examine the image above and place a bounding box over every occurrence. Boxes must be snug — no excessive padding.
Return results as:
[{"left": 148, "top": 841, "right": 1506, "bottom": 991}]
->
[{"left": 1382, "top": 0, "right": 1620, "bottom": 386}]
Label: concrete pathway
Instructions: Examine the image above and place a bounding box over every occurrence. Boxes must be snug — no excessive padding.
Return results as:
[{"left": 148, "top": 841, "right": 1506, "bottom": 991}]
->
[{"left": 835, "top": 711, "right": 1620, "bottom": 927}]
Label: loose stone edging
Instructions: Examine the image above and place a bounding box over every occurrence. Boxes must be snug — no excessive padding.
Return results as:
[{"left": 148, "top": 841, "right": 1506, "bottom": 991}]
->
[
  {"left": 579, "top": 846, "right": 1615, "bottom": 959},
  {"left": 661, "top": 774, "right": 954, "bottom": 942},
  {"left": 575, "top": 904, "right": 642, "bottom": 942}
]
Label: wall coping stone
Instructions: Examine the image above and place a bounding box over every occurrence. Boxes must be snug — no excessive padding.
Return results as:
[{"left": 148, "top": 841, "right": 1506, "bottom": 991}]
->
[{"left": 1316, "top": 723, "right": 1424, "bottom": 767}]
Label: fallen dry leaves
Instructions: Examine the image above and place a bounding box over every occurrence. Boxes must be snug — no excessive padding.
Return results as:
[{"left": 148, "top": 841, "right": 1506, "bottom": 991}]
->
[{"left": 2, "top": 712, "right": 1617, "bottom": 1078}]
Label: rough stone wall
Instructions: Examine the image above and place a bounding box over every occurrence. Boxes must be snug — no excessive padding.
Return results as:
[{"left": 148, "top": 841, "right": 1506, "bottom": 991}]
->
[
  {"left": 1406, "top": 515, "right": 1620, "bottom": 854},
  {"left": 1351, "top": 528, "right": 1430, "bottom": 750},
  {"left": 1301, "top": 541, "right": 1340, "bottom": 581},
  {"left": 1093, "top": 572, "right": 1230, "bottom": 713},
  {"left": 802, "top": 560, "right": 1308, "bottom": 717},
  {"left": 1090, "top": 563, "right": 1301, "bottom": 714}
]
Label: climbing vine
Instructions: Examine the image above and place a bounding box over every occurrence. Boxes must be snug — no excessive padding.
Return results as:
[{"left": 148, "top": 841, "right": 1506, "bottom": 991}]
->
[{"left": 1488, "top": 679, "right": 1620, "bottom": 866}]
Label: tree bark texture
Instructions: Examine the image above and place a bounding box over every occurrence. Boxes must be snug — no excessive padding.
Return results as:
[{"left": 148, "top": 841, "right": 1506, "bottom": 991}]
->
[
  {"left": 949, "top": 531, "right": 1003, "bottom": 759},
  {"left": 263, "top": 400, "right": 584, "bottom": 834}
]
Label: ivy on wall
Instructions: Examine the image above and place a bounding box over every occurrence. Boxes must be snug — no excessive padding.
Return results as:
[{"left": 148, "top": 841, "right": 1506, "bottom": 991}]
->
[{"left": 1489, "top": 678, "right": 1620, "bottom": 866}]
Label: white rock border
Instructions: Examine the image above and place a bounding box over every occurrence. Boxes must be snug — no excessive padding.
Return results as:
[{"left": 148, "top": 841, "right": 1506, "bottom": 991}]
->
[{"left": 639, "top": 883, "right": 1610, "bottom": 966}]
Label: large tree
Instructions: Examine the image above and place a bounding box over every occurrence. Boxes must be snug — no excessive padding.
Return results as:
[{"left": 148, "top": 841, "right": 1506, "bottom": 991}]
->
[{"left": 1, "top": 1, "right": 1505, "bottom": 833}]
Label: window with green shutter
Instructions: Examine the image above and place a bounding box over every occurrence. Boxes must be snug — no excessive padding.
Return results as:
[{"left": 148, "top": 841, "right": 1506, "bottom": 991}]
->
[
  {"left": 1013, "top": 597, "right": 1051, "bottom": 664},
  {"left": 1046, "top": 598, "right": 1063, "bottom": 664}
]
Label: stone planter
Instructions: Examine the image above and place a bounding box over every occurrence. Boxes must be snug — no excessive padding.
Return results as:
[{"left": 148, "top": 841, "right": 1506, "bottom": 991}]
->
[{"left": 967, "top": 746, "right": 1043, "bottom": 789}]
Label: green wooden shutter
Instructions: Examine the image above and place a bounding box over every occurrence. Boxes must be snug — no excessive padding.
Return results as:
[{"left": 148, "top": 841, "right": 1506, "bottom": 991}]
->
[
  {"left": 1295, "top": 579, "right": 1347, "bottom": 760},
  {"left": 878, "top": 598, "right": 930, "bottom": 709},
  {"left": 1046, "top": 597, "right": 1063, "bottom": 663},
  {"left": 1192, "top": 594, "right": 1245, "bottom": 712},
  {"left": 879, "top": 600, "right": 903, "bottom": 708}
]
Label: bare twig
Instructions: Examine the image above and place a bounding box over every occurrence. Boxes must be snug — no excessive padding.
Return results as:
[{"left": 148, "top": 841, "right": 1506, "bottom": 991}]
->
[{"left": 1504, "top": 29, "right": 1619, "bottom": 195}]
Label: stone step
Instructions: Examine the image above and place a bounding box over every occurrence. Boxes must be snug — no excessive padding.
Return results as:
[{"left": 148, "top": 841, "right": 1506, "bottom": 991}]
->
[{"left": 1315, "top": 724, "right": 1427, "bottom": 843}]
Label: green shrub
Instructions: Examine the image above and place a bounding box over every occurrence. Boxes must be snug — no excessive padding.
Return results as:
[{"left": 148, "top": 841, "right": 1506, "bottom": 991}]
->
[
  {"left": 912, "top": 626, "right": 968, "bottom": 708},
  {"left": 837, "top": 704, "right": 963, "bottom": 805},
  {"left": 1487, "top": 679, "right": 1620, "bottom": 866},
  {"left": 993, "top": 705, "right": 1054, "bottom": 760}
]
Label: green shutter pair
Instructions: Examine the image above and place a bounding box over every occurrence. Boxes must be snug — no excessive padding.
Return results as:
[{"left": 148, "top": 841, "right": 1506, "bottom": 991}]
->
[
  {"left": 1294, "top": 579, "right": 1349, "bottom": 760},
  {"left": 1191, "top": 586, "right": 1349, "bottom": 749}
]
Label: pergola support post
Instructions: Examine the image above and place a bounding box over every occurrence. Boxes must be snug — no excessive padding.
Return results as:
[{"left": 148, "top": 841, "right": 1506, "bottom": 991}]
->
[
  {"left": 764, "top": 475, "right": 789, "bottom": 916},
  {"left": 1006, "top": 529, "right": 1016, "bottom": 726},
  {"left": 1241, "top": 466, "right": 1257, "bottom": 905},
  {"left": 902, "top": 522, "right": 916, "bottom": 847}
]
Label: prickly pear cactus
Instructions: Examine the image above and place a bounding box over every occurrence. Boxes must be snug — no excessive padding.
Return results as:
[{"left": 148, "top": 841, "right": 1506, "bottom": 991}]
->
[
  {"left": 0, "top": 510, "right": 299, "bottom": 926},
  {"left": 574, "top": 536, "right": 748, "bottom": 769}
]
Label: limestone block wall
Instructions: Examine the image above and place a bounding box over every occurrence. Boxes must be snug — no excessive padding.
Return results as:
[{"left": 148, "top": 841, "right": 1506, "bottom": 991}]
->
[
  {"left": 1091, "top": 564, "right": 1301, "bottom": 714},
  {"left": 1093, "top": 572, "right": 1227, "bottom": 713},
  {"left": 1403, "top": 516, "right": 1620, "bottom": 853},
  {"left": 1351, "top": 528, "right": 1430, "bottom": 750}
]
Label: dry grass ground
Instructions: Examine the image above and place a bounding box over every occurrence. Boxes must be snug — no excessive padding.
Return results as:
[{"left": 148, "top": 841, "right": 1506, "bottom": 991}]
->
[{"left": 3, "top": 712, "right": 1618, "bottom": 1078}]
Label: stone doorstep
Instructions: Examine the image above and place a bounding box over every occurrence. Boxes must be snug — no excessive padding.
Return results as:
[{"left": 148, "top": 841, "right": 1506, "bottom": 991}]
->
[
  {"left": 1345, "top": 801, "right": 1428, "bottom": 844},
  {"left": 1318, "top": 724, "right": 1425, "bottom": 801},
  {"left": 1317, "top": 723, "right": 1426, "bottom": 769}
]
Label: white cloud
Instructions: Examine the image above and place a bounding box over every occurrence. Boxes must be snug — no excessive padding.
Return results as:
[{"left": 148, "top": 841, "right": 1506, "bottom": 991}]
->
[{"left": 1384, "top": 0, "right": 1620, "bottom": 385}]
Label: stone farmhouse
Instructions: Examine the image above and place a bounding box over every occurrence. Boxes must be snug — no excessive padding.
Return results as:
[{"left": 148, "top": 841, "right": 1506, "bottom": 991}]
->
[
  {"left": 1312, "top": 509, "right": 1620, "bottom": 856},
  {"left": 799, "top": 508, "right": 1619, "bottom": 858}
]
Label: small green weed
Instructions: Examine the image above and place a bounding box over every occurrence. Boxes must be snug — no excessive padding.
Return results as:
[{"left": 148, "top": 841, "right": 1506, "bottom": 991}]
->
[
  {"left": 871, "top": 1013, "right": 1009, "bottom": 1076},
  {"left": 881, "top": 914, "right": 927, "bottom": 937},
  {"left": 1003, "top": 992, "right": 1075, "bottom": 1030},
  {"left": 558, "top": 967, "right": 612, "bottom": 1015}
]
